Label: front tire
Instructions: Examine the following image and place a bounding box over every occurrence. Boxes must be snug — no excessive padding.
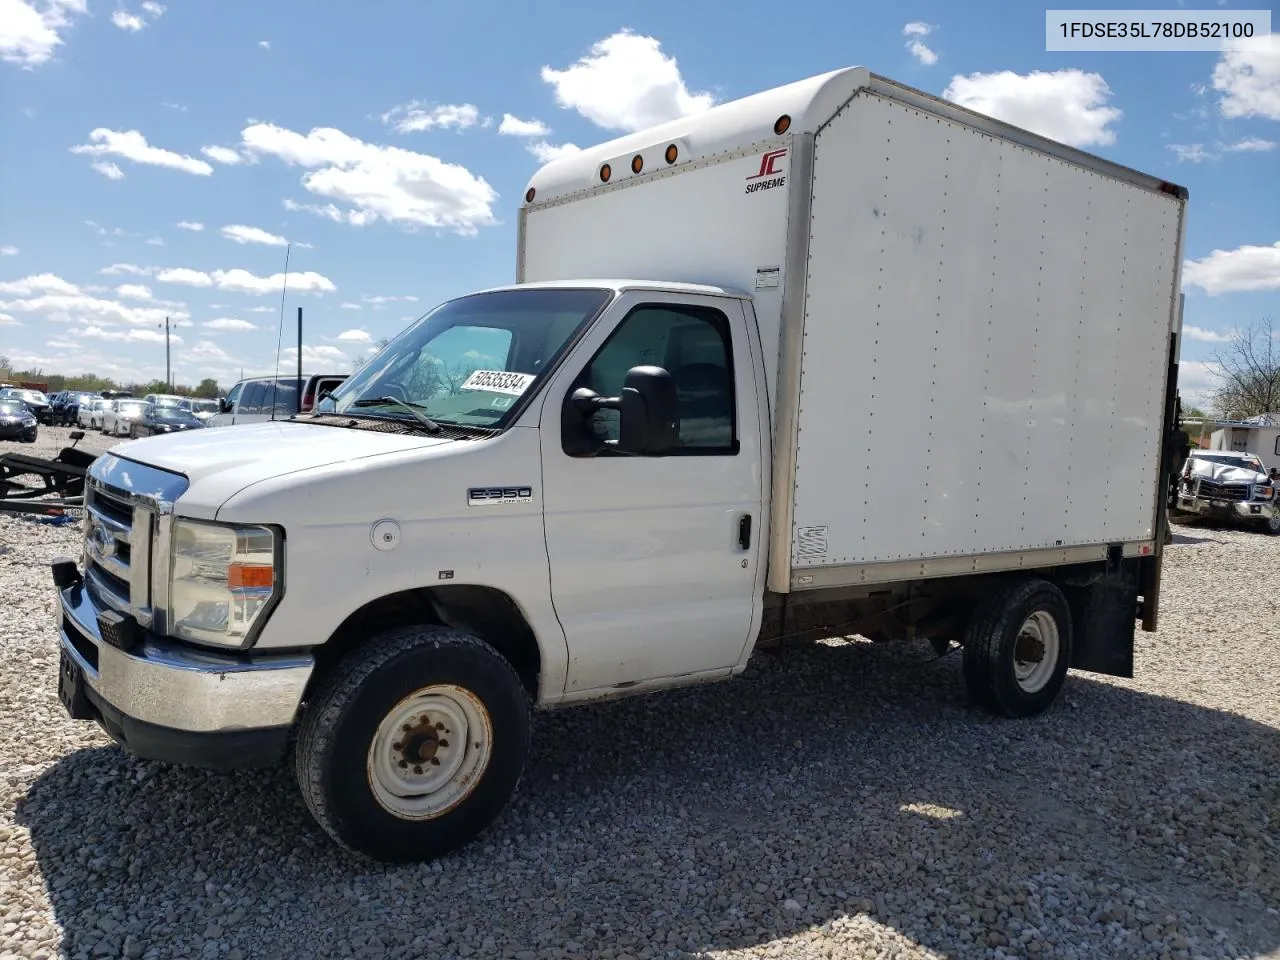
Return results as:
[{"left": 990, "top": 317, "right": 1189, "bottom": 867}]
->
[
  {"left": 962, "top": 578, "right": 1072, "bottom": 718},
  {"left": 1262, "top": 512, "right": 1280, "bottom": 536},
  {"left": 295, "top": 625, "right": 531, "bottom": 863}
]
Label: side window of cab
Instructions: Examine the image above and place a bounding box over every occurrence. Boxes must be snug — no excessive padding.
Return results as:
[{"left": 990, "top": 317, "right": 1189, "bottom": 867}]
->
[{"left": 563, "top": 303, "right": 738, "bottom": 456}]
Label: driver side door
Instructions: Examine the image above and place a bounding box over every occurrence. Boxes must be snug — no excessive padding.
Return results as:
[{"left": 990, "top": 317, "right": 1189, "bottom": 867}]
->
[{"left": 538, "top": 292, "right": 767, "bottom": 696}]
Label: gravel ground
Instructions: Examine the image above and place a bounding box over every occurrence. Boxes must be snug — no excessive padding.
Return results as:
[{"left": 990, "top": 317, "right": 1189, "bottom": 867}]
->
[{"left": 2, "top": 425, "right": 1279, "bottom": 960}]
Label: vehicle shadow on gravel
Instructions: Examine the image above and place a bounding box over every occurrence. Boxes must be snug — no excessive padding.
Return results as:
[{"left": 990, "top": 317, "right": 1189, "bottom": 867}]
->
[{"left": 17, "top": 639, "right": 1280, "bottom": 960}]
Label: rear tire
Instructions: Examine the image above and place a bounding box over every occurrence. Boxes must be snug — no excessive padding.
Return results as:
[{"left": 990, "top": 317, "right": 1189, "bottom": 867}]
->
[
  {"left": 295, "top": 625, "right": 531, "bottom": 863},
  {"left": 962, "top": 578, "right": 1072, "bottom": 718}
]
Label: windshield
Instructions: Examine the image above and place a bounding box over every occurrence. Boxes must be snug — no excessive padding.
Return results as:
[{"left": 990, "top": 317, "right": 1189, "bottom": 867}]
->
[
  {"left": 1191, "top": 453, "right": 1264, "bottom": 471},
  {"left": 0, "top": 401, "right": 26, "bottom": 416},
  {"left": 20, "top": 391, "right": 47, "bottom": 403},
  {"left": 324, "top": 287, "right": 613, "bottom": 429},
  {"left": 154, "top": 395, "right": 183, "bottom": 407}
]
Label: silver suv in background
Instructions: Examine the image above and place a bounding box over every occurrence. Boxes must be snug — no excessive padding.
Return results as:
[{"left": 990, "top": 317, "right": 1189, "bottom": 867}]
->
[{"left": 206, "top": 374, "right": 347, "bottom": 428}]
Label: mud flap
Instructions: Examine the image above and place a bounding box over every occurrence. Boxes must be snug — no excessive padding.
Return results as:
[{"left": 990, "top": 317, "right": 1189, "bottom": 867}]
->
[{"left": 1063, "top": 553, "right": 1138, "bottom": 679}]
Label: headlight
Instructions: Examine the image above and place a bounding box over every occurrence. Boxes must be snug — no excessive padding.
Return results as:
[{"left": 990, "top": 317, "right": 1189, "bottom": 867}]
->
[{"left": 169, "top": 518, "right": 281, "bottom": 648}]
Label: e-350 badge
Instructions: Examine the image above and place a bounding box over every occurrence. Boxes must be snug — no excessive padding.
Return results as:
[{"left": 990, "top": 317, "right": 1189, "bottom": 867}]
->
[{"left": 468, "top": 486, "right": 534, "bottom": 506}]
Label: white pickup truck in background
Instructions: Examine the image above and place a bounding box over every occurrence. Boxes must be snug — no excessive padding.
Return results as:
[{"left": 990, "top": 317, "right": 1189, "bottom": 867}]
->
[{"left": 51, "top": 65, "right": 1188, "bottom": 863}]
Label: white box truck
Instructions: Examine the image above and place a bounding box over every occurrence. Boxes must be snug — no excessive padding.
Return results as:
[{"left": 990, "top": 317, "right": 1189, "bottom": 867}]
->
[{"left": 51, "top": 66, "right": 1188, "bottom": 863}]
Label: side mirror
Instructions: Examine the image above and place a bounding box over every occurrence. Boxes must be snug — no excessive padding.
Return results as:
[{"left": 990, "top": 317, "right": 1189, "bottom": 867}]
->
[
  {"left": 617, "top": 365, "right": 679, "bottom": 455},
  {"left": 219, "top": 398, "right": 231, "bottom": 413}
]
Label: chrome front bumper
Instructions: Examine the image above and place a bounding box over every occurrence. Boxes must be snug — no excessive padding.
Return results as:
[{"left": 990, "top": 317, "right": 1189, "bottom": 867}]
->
[
  {"left": 1176, "top": 494, "right": 1277, "bottom": 522},
  {"left": 55, "top": 563, "right": 314, "bottom": 737}
]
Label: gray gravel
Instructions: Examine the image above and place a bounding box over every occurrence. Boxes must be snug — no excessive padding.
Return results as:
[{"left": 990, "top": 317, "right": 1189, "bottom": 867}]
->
[{"left": 2, "top": 425, "right": 1279, "bottom": 960}]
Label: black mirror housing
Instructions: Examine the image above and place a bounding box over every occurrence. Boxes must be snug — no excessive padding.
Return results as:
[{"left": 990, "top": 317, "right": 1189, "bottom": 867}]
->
[{"left": 617, "top": 365, "right": 679, "bottom": 455}]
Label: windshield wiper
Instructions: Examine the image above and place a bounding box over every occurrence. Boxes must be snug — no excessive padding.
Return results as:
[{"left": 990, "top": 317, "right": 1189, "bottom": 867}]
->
[{"left": 350, "top": 397, "right": 444, "bottom": 434}]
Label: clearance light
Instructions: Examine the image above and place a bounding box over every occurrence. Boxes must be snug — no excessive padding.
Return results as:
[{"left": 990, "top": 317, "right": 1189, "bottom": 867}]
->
[
  {"left": 774, "top": 114, "right": 791, "bottom": 135},
  {"left": 631, "top": 154, "right": 644, "bottom": 174},
  {"left": 600, "top": 163, "right": 612, "bottom": 183},
  {"left": 524, "top": 187, "right": 536, "bottom": 203},
  {"left": 665, "top": 144, "right": 678, "bottom": 164}
]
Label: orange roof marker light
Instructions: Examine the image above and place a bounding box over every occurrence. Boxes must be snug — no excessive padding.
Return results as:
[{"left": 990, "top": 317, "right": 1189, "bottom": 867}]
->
[
  {"left": 774, "top": 114, "right": 791, "bottom": 135},
  {"left": 524, "top": 187, "right": 535, "bottom": 203},
  {"left": 631, "top": 154, "right": 644, "bottom": 174},
  {"left": 599, "top": 163, "right": 612, "bottom": 183},
  {"left": 664, "top": 144, "right": 678, "bottom": 165}
]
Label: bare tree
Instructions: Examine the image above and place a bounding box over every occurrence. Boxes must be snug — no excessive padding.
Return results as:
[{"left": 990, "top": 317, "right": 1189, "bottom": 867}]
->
[{"left": 1208, "top": 318, "right": 1280, "bottom": 418}]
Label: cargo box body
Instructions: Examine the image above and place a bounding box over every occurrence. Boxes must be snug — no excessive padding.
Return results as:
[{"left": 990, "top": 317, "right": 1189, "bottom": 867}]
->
[{"left": 520, "top": 67, "right": 1186, "bottom": 595}]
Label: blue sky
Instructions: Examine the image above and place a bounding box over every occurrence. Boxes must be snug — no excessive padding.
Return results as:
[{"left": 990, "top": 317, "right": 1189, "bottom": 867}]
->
[{"left": 1, "top": 0, "right": 1277, "bottom": 407}]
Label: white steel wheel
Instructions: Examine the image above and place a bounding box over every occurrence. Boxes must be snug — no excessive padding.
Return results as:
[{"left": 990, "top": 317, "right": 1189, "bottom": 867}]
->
[
  {"left": 963, "top": 578, "right": 1073, "bottom": 718},
  {"left": 1012, "top": 611, "right": 1060, "bottom": 694},
  {"left": 366, "top": 684, "right": 493, "bottom": 820}
]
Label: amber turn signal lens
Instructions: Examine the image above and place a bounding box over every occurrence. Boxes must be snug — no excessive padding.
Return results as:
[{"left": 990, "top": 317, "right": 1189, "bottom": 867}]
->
[
  {"left": 600, "top": 163, "right": 612, "bottom": 182},
  {"left": 631, "top": 154, "right": 643, "bottom": 174},
  {"left": 228, "top": 563, "right": 273, "bottom": 589},
  {"left": 774, "top": 114, "right": 791, "bottom": 135},
  {"left": 664, "top": 144, "right": 678, "bottom": 164}
]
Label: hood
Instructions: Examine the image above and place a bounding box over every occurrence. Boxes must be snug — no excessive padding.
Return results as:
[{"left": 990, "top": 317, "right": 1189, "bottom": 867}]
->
[
  {"left": 1186, "top": 458, "right": 1267, "bottom": 484},
  {"left": 111, "top": 419, "right": 455, "bottom": 488}
]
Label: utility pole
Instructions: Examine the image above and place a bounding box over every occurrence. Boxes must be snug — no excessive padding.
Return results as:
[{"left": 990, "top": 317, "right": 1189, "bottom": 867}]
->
[{"left": 297, "top": 306, "right": 303, "bottom": 413}]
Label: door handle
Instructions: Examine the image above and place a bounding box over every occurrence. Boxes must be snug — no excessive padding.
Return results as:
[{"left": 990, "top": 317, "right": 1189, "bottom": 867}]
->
[{"left": 738, "top": 514, "right": 752, "bottom": 550}]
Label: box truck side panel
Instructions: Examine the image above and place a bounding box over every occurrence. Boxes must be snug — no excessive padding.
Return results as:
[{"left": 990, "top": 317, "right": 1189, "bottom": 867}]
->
[
  {"left": 521, "top": 145, "right": 796, "bottom": 404},
  {"left": 786, "top": 91, "right": 1181, "bottom": 585}
]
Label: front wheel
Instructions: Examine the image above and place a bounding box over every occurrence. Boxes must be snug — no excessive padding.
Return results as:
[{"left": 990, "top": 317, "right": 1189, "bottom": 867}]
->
[
  {"left": 295, "top": 625, "right": 531, "bottom": 863},
  {"left": 1261, "top": 512, "right": 1280, "bottom": 536},
  {"left": 962, "top": 578, "right": 1073, "bottom": 718}
]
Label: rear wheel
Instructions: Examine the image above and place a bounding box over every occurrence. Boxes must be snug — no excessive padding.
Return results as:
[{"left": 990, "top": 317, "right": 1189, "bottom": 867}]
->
[
  {"left": 295, "top": 625, "right": 531, "bottom": 863},
  {"left": 962, "top": 578, "right": 1072, "bottom": 718}
]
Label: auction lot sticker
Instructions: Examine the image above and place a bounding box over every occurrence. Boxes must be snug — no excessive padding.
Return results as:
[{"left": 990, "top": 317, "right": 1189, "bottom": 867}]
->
[{"left": 460, "top": 370, "right": 537, "bottom": 396}]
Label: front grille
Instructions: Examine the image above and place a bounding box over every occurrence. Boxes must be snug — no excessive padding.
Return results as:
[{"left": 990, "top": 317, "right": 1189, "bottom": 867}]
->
[
  {"left": 1195, "top": 479, "right": 1252, "bottom": 502},
  {"left": 84, "top": 482, "right": 150, "bottom": 617}
]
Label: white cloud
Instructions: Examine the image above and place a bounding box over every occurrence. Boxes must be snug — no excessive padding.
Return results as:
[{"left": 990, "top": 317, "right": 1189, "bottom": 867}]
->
[
  {"left": 71, "top": 128, "right": 214, "bottom": 176},
  {"left": 154, "top": 267, "right": 213, "bottom": 287},
  {"left": 337, "top": 328, "right": 371, "bottom": 342},
  {"left": 1225, "top": 137, "right": 1276, "bottom": 153},
  {"left": 145, "top": 236, "right": 165, "bottom": 247},
  {"left": 0, "top": 246, "right": 18, "bottom": 256},
  {"left": 161, "top": 101, "right": 186, "bottom": 112},
  {"left": 116, "top": 283, "right": 152, "bottom": 300},
  {"left": 942, "top": 68, "right": 1122, "bottom": 147},
  {"left": 1, "top": 0, "right": 87, "bottom": 68},
  {"left": 0, "top": 273, "right": 80, "bottom": 296},
  {"left": 498, "top": 114, "right": 550, "bottom": 137},
  {"left": 526, "top": 140, "right": 582, "bottom": 164},
  {"left": 1176, "top": 360, "right": 1221, "bottom": 409},
  {"left": 1168, "top": 143, "right": 1212, "bottom": 163},
  {"left": 0, "top": 312, "right": 19, "bottom": 326},
  {"left": 100, "top": 263, "right": 151, "bottom": 276},
  {"left": 83, "top": 324, "right": 179, "bottom": 344},
  {"left": 362, "top": 294, "right": 417, "bottom": 306},
  {"left": 540, "top": 30, "right": 715, "bottom": 133},
  {"left": 201, "top": 144, "right": 249, "bottom": 165},
  {"left": 242, "top": 122, "right": 498, "bottom": 235},
  {"left": 258, "top": 39, "right": 270, "bottom": 50},
  {"left": 283, "top": 343, "right": 350, "bottom": 367},
  {"left": 902, "top": 22, "right": 937, "bottom": 65},
  {"left": 111, "top": 10, "right": 145, "bottom": 30},
  {"left": 382, "top": 102, "right": 482, "bottom": 133},
  {"left": 1212, "top": 45, "right": 1280, "bottom": 121},
  {"left": 203, "top": 317, "right": 257, "bottom": 332},
  {"left": 177, "top": 220, "right": 204, "bottom": 231},
  {"left": 187, "top": 339, "right": 234, "bottom": 363},
  {"left": 1181, "top": 325, "right": 1231, "bottom": 343},
  {"left": 0, "top": 292, "right": 185, "bottom": 327},
  {"left": 91, "top": 159, "right": 125, "bottom": 180},
  {"left": 1183, "top": 241, "right": 1280, "bottom": 295},
  {"left": 140, "top": 1, "right": 163, "bottom": 15},
  {"left": 221, "top": 224, "right": 289, "bottom": 247},
  {"left": 152, "top": 266, "right": 335, "bottom": 296},
  {"left": 340, "top": 301, "right": 361, "bottom": 310},
  {"left": 907, "top": 41, "right": 938, "bottom": 66}
]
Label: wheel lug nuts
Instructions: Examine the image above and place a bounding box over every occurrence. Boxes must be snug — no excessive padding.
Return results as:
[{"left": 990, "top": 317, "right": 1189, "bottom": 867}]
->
[
  {"left": 414, "top": 765, "right": 424, "bottom": 775},
  {"left": 435, "top": 722, "right": 444, "bottom": 731},
  {"left": 393, "top": 742, "right": 402, "bottom": 750},
  {"left": 430, "top": 758, "right": 440, "bottom": 766},
  {"left": 399, "top": 761, "right": 408, "bottom": 769},
  {"left": 402, "top": 724, "right": 411, "bottom": 732}
]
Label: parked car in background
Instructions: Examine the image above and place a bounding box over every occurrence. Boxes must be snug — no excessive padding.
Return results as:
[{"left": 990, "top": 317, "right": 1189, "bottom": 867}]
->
[
  {"left": 183, "top": 397, "right": 220, "bottom": 422},
  {"left": 1174, "top": 451, "right": 1279, "bottom": 534},
  {"left": 206, "top": 374, "right": 347, "bottom": 427},
  {"left": 143, "top": 393, "right": 187, "bottom": 412},
  {"left": 102, "top": 398, "right": 150, "bottom": 436},
  {"left": 48, "top": 391, "right": 70, "bottom": 422},
  {"left": 0, "top": 387, "right": 51, "bottom": 423},
  {"left": 78, "top": 397, "right": 108, "bottom": 430},
  {"left": 0, "top": 398, "right": 38, "bottom": 442},
  {"left": 130, "top": 401, "right": 206, "bottom": 438},
  {"left": 59, "top": 392, "right": 98, "bottom": 426}
]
